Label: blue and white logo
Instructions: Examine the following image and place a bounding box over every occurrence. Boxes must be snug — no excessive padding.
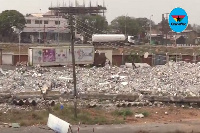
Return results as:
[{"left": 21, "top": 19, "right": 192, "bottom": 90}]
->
[{"left": 168, "top": 7, "right": 188, "bottom": 33}]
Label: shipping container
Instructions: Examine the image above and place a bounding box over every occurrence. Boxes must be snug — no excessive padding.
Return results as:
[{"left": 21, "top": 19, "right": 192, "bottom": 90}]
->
[{"left": 28, "top": 46, "right": 94, "bottom": 66}]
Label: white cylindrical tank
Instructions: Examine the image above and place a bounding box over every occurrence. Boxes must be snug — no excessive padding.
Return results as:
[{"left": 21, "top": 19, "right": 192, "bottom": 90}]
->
[{"left": 92, "top": 34, "right": 126, "bottom": 42}]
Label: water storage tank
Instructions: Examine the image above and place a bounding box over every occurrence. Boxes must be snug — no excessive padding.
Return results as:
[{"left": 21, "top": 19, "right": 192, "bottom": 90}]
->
[{"left": 92, "top": 34, "right": 126, "bottom": 42}]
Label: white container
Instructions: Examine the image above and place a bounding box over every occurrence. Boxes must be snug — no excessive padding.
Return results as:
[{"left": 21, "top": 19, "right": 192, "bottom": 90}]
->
[
  {"left": 28, "top": 46, "right": 94, "bottom": 66},
  {"left": 92, "top": 34, "right": 126, "bottom": 42}
]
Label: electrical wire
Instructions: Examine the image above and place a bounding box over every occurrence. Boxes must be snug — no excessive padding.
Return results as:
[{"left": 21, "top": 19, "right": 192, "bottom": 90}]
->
[
  {"left": 72, "top": 26, "right": 93, "bottom": 39},
  {"left": 71, "top": 15, "right": 107, "bottom": 34}
]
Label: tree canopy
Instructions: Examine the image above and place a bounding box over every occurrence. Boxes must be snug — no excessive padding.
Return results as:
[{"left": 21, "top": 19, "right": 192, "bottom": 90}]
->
[
  {"left": 110, "top": 16, "right": 155, "bottom": 36},
  {"left": 76, "top": 14, "right": 108, "bottom": 41},
  {"left": 0, "top": 10, "right": 25, "bottom": 42}
]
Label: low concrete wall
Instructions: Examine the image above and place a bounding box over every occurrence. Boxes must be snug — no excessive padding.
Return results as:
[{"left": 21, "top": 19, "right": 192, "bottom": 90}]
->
[{"left": 2, "top": 53, "right": 13, "bottom": 65}]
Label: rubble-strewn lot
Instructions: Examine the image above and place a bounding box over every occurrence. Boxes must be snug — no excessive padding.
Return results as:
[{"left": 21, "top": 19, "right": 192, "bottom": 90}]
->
[
  {"left": 1, "top": 62, "right": 200, "bottom": 127},
  {"left": 0, "top": 61, "right": 200, "bottom": 98}
]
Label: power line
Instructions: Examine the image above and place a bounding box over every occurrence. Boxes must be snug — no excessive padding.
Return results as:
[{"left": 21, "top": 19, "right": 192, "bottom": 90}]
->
[
  {"left": 73, "top": 26, "right": 93, "bottom": 39},
  {"left": 71, "top": 15, "right": 107, "bottom": 34}
]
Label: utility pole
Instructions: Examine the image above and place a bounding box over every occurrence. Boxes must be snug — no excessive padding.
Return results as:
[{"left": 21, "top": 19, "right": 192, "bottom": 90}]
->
[
  {"left": 165, "top": 13, "right": 169, "bottom": 45},
  {"left": 11, "top": 26, "right": 21, "bottom": 64},
  {"left": 39, "top": 19, "right": 41, "bottom": 44},
  {"left": 39, "top": 9, "right": 41, "bottom": 44},
  {"left": 150, "top": 15, "right": 153, "bottom": 45},
  {"left": 49, "top": 5, "right": 107, "bottom": 119},
  {"left": 44, "top": 25, "right": 46, "bottom": 44},
  {"left": 69, "top": 14, "right": 77, "bottom": 118},
  {"left": 162, "top": 14, "right": 165, "bottom": 45},
  {"left": 162, "top": 13, "right": 169, "bottom": 45},
  {"left": 125, "top": 15, "right": 127, "bottom": 36},
  {"left": 19, "top": 33, "right": 21, "bottom": 63},
  {"left": 58, "top": 11, "right": 60, "bottom": 45}
]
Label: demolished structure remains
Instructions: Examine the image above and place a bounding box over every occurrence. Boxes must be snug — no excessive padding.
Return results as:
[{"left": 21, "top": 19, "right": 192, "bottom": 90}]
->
[{"left": 0, "top": 61, "right": 200, "bottom": 105}]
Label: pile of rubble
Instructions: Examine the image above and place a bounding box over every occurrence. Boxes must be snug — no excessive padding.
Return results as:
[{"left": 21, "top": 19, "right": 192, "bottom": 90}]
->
[{"left": 0, "top": 61, "right": 200, "bottom": 98}]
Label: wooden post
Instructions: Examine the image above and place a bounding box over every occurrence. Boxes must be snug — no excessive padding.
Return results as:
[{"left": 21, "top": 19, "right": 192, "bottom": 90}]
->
[{"left": 70, "top": 14, "right": 77, "bottom": 118}]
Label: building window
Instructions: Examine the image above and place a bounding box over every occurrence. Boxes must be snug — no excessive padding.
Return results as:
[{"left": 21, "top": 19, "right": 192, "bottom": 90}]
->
[
  {"left": 35, "top": 20, "right": 42, "bottom": 24},
  {"left": 44, "top": 20, "right": 48, "bottom": 24},
  {"left": 26, "top": 19, "right": 31, "bottom": 24},
  {"left": 55, "top": 21, "right": 60, "bottom": 25}
]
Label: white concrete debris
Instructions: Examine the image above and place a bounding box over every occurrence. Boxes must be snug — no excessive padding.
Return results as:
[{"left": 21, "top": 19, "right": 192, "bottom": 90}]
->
[
  {"left": 135, "top": 114, "right": 144, "bottom": 118},
  {"left": 0, "top": 61, "right": 200, "bottom": 97}
]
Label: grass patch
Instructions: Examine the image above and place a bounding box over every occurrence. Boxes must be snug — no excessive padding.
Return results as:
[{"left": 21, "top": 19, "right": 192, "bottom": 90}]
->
[
  {"left": 0, "top": 104, "right": 126, "bottom": 126},
  {"left": 112, "top": 109, "right": 134, "bottom": 120},
  {"left": 112, "top": 109, "right": 133, "bottom": 117},
  {"left": 141, "top": 111, "right": 149, "bottom": 117},
  {"left": 135, "top": 109, "right": 150, "bottom": 118},
  {"left": 112, "top": 118, "right": 125, "bottom": 124}
]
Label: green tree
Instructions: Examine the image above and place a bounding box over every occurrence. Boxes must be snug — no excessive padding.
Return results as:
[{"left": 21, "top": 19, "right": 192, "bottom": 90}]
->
[
  {"left": 0, "top": 10, "right": 25, "bottom": 42},
  {"left": 76, "top": 15, "right": 108, "bottom": 42},
  {"left": 136, "top": 17, "right": 155, "bottom": 37},
  {"left": 110, "top": 16, "right": 155, "bottom": 36},
  {"left": 110, "top": 16, "right": 138, "bottom": 35}
]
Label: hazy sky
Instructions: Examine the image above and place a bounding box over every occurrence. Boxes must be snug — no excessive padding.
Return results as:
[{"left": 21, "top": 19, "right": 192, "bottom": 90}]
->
[{"left": 0, "top": 0, "right": 200, "bottom": 25}]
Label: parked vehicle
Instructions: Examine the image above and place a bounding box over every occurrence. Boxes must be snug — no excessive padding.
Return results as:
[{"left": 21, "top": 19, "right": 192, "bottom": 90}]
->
[{"left": 92, "top": 34, "right": 135, "bottom": 45}]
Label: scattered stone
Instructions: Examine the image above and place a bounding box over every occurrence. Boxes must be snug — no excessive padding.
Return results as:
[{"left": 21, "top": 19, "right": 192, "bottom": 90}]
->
[{"left": 135, "top": 114, "right": 144, "bottom": 118}]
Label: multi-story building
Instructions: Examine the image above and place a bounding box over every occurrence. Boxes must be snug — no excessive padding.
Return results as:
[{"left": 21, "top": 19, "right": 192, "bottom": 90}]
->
[{"left": 22, "top": 11, "right": 71, "bottom": 43}]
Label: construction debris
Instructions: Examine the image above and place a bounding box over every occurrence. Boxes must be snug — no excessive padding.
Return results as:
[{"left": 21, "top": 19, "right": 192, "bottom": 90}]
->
[
  {"left": 0, "top": 61, "right": 200, "bottom": 101},
  {"left": 135, "top": 114, "right": 144, "bottom": 118}
]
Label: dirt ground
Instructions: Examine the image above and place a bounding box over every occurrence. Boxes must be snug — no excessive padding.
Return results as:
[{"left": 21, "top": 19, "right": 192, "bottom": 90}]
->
[
  {"left": 124, "top": 106, "right": 200, "bottom": 124},
  {"left": 1, "top": 106, "right": 200, "bottom": 133},
  {"left": 1, "top": 120, "right": 200, "bottom": 133}
]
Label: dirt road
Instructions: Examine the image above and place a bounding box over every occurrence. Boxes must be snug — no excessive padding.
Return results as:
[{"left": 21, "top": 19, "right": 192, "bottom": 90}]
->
[{"left": 1, "top": 119, "right": 200, "bottom": 133}]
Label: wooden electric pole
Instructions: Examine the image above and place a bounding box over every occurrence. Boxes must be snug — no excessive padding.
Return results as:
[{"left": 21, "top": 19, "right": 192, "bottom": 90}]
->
[
  {"left": 69, "top": 14, "right": 77, "bottom": 118},
  {"left": 49, "top": 5, "right": 107, "bottom": 119}
]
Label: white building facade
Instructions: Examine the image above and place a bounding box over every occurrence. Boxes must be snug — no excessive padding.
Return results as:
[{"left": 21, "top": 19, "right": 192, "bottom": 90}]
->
[{"left": 22, "top": 12, "right": 71, "bottom": 43}]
